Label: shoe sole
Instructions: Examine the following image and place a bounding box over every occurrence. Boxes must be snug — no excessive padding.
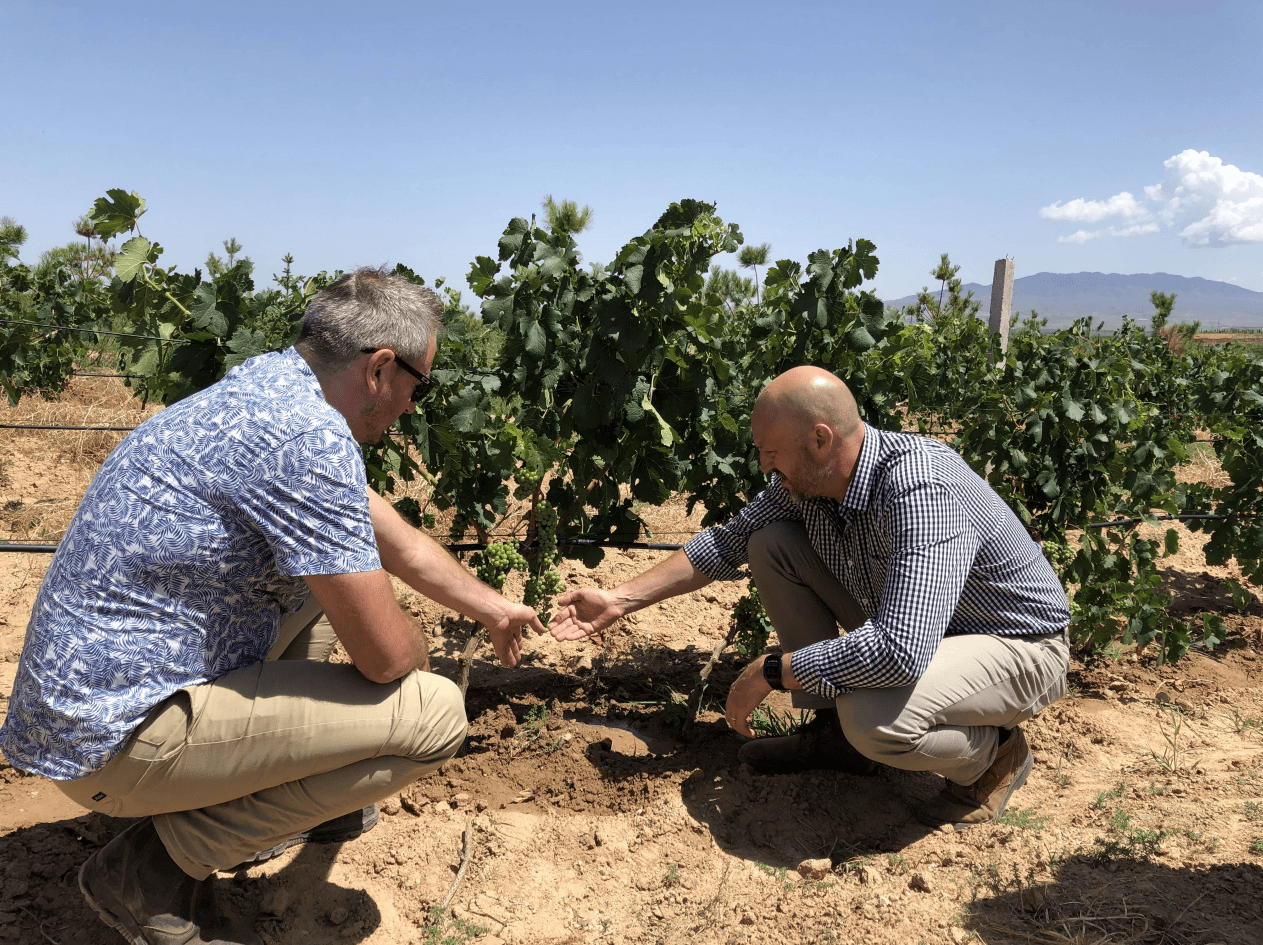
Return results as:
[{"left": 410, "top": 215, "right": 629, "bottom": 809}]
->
[
  {"left": 952, "top": 746, "right": 1033, "bottom": 830},
  {"left": 78, "top": 855, "right": 149, "bottom": 945},
  {"left": 233, "top": 804, "right": 380, "bottom": 869}
]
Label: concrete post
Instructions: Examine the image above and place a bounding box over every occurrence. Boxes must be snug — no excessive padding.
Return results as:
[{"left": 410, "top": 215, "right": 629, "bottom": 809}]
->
[{"left": 989, "top": 258, "right": 1014, "bottom": 357}]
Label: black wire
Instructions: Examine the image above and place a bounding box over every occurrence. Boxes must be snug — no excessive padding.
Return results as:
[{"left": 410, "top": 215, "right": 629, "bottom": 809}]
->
[
  {"left": 0, "top": 318, "right": 187, "bottom": 344},
  {"left": 71, "top": 373, "right": 148, "bottom": 379},
  {"left": 0, "top": 423, "right": 137, "bottom": 431},
  {"left": 1085, "top": 513, "right": 1227, "bottom": 529}
]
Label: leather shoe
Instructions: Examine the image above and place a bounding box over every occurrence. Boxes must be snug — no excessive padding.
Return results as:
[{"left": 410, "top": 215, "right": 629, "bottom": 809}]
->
[
  {"left": 78, "top": 817, "right": 260, "bottom": 945},
  {"left": 922, "top": 726, "right": 1033, "bottom": 828},
  {"left": 737, "top": 706, "right": 878, "bottom": 776}
]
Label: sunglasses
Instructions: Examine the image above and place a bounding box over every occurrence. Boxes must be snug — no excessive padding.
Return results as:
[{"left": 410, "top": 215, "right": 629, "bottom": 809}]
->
[{"left": 360, "top": 347, "right": 437, "bottom": 402}]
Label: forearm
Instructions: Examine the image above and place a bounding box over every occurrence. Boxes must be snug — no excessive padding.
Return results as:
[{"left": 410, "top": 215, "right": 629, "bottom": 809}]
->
[
  {"left": 369, "top": 491, "right": 512, "bottom": 626},
  {"left": 608, "top": 548, "right": 713, "bottom": 617}
]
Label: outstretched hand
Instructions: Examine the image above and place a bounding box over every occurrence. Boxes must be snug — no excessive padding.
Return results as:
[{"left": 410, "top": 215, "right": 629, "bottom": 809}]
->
[
  {"left": 486, "top": 602, "right": 547, "bottom": 668},
  {"left": 549, "top": 587, "right": 623, "bottom": 642},
  {"left": 724, "top": 655, "right": 773, "bottom": 739}
]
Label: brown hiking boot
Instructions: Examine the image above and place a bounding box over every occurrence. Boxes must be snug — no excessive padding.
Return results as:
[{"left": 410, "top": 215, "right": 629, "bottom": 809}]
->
[
  {"left": 78, "top": 818, "right": 261, "bottom": 945},
  {"left": 737, "top": 707, "right": 878, "bottom": 776},
  {"left": 922, "top": 726, "right": 1033, "bottom": 828}
]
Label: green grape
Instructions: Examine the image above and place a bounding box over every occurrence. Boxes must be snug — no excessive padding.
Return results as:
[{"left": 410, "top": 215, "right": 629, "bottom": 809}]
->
[{"left": 471, "top": 541, "right": 527, "bottom": 591}]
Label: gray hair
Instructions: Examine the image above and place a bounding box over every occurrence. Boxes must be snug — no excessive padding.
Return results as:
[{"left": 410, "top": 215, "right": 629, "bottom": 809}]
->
[{"left": 296, "top": 266, "right": 442, "bottom": 375}]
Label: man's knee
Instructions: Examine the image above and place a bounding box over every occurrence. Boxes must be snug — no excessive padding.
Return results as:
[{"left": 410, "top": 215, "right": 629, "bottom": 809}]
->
[
  {"left": 398, "top": 671, "right": 468, "bottom": 764},
  {"left": 747, "top": 520, "right": 812, "bottom": 577},
  {"left": 836, "top": 692, "right": 911, "bottom": 762}
]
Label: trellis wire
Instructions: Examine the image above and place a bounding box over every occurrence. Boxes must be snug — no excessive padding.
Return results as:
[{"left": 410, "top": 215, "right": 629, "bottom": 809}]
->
[{"left": 0, "top": 318, "right": 188, "bottom": 344}]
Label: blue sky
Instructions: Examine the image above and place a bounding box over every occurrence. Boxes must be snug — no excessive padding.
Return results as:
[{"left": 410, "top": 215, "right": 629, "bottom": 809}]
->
[{"left": 4, "top": 1, "right": 1261, "bottom": 301}]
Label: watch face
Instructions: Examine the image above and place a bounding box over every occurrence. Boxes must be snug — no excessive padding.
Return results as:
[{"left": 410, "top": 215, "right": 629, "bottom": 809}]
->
[{"left": 763, "top": 655, "right": 783, "bottom": 689}]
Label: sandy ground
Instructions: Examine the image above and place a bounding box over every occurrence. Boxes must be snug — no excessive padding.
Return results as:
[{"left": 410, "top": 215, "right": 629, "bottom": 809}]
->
[{"left": 3, "top": 377, "right": 1263, "bottom": 945}]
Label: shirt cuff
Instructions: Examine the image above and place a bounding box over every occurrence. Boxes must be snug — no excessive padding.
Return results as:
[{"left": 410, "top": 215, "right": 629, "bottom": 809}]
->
[
  {"left": 789, "top": 639, "right": 850, "bottom": 700},
  {"left": 683, "top": 531, "right": 746, "bottom": 582}
]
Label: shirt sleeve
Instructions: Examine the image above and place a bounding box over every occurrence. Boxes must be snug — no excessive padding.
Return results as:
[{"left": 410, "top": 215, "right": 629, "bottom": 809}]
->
[
  {"left": 683, "top": 477, "right": 803, "bottom": 581},
  {"left": 790, "top": 479, "right": 980, "bottom": 698},
  {"left": 232, "top": 428, "right": 381, "bottom": 578}
]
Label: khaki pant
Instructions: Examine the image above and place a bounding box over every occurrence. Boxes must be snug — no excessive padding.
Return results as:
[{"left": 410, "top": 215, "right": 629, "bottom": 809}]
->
[
  {"left": 58, "top": 595, "right": 467, "bottom": 879},
  {"left": 748, "top": 520, "right": 1068, "bottom": 785}
]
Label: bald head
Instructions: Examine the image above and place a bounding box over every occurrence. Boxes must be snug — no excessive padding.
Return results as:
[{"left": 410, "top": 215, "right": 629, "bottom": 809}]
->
[{"left": 753, "top": 366, "right": 861, "bottom": 441}]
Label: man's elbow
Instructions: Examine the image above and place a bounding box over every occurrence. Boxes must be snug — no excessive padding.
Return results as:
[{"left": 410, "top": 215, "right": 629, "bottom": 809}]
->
[{"left": 354, "top": 650, "right": 419, "bottom": 684}]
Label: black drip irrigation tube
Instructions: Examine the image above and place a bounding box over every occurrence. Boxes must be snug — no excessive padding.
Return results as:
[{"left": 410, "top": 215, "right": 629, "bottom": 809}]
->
[
  {"left": 1, "top": 423, "right": 139, "bottom": 431},
  {"left": 1, "top": 536, "right": 689, "bottom": 555},
  {"left": 1084, "top": 513, "right": 1227, "bottom": 529}
]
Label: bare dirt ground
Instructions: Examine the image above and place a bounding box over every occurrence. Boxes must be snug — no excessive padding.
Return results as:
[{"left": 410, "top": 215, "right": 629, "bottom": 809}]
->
[{"left": 3, "top": 378, "right": 1263, "bottom": 945}]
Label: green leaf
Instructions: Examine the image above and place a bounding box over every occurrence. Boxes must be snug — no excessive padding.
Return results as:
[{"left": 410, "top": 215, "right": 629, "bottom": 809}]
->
[
  {"left": 1202, "top": 613, "right": 1226, "bottom": 650},
  {"left": 524, "top": 319, "right": 547, "bottom": 359},
  {"left": 189, "top": 284, "right": 227, "bottom": 337},
  {"left": 642, "top": 394, "right": 677, "bottom": 447},
  {"left": 89, "top": 189, "right": 146, "bottom": 239},
  {"left": 114, "top": 236, "right": 153, "bottom": 283},
  {"left": 1164, "top": 528, "right": 1179, "bottom": 557}
]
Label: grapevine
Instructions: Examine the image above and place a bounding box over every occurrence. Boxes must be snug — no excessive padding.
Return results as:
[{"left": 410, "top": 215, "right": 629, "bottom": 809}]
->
[
  {"left": 732, "top": 585, "right": 774, "bottom": 657},
  {"left": 523, "top": 500, "right": 565, "bottom": 624},
  {"left": 469, "top": 541, "right": 527, "bottom": 592},
  {"left": 4, "top": 190, "right": 1260, "bottom": 666}
]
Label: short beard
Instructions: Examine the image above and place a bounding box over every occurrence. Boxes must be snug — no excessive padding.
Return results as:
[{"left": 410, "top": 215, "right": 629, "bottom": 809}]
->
[{"left": 781, "top": 445, "right": 836, "bottom": 504}]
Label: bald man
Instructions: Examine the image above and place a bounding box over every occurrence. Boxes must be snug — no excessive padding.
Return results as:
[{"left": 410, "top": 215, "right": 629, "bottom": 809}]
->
[{"left": 550, "top": 366, "right": 1070, "bottom": 827}]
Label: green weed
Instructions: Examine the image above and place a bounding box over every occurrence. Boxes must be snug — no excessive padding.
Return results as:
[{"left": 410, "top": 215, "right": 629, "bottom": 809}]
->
[
  {"left": 419, "top": 907, "right": 487, "bottom": 945},
  {"left": 1094, "top": 781, "right": 1125, "bottom": 810},
  {"left": 663, "top": 861, "right": 682, "bottom": 887},
  {"left": 1091, "top": 808, "right": 1168, "bottom": 862},
  {"left": 750, "top": 705, "right": 809, "bottom": 738},
  {"left": 1241, "top": 801, "right": 1263, "bottom": 822},
  {"left": 1229, "top": 709, "right": 1259, "bottom": 734},
  {"left": 1249, "top": 839, "right": 1263, "bottom": 855},
  {"left": 995, "top": 808, "right": 1048, "bottom": 830}
]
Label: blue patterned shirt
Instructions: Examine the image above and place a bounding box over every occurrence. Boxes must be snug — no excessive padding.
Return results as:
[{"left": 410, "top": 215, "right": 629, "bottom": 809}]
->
[
  {"left": 684, "top": 424, "right": 1070, "bottom": 699},
  {"left": 0, "top": 348, "right": 380, "bottom": 779}
]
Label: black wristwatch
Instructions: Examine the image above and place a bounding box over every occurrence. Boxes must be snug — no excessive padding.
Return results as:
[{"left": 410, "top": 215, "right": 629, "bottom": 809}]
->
[{"left": 762, "top": 653, "right": 787, "bottom": 691}]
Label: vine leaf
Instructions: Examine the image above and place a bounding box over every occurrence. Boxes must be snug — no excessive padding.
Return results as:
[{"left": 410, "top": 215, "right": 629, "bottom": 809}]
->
[
  {"left": 89, "top": 189, "right": 146, "bottom": 239},
  {"left": 114, "top": 236, "right": 154, "bottom": 283}
]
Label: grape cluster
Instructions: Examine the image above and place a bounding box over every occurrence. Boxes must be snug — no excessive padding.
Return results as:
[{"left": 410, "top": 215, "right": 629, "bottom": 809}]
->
[
  {"left": 471, "top": 541, "right": 527, "bottom": 591},
  {"left": 524, "top": 500, "right": 563, "bottom": 623}
]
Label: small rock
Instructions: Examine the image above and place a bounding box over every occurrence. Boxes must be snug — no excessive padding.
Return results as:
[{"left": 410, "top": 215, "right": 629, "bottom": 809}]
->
[
  {"left": 380, "top": 798, "right": 400, "bottom": 816},
  {"left": 328, "top": 906, "right": 348, "bottom": 925},
  {"left": 652, "top": 906, "right": 664, "bottom": 919},
  {"left": 797, "top": 858, "right": 831, "bottom": 880},
  {"left": 1155, "top": 689, "right": 1173, "bottom": 705},
  {"left": 576, "top": 655, "right": 593, "bottom": 672},
  {"left": 739, "top": 914, "right": 755, "bottom": 926},
  {"left": 857, "top": 865, "right": 879, "bottom": 885},
  {"left": 938, "top": 823, "right": 955, "bottom": 834},
  {"left": 949, "top": 927, "right": 968, "bottom": 944},
  {"left": 909, "top": 871, "right": 933, "bottom": 893},
  {"left": 259, "top": 888, "right": 290, "bottom": 916},
  {"left": 454, "top": 792, "right": 471, "bottom": 803}
]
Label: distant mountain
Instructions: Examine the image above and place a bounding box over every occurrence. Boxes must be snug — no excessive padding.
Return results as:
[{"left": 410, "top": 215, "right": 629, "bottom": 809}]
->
[{"left": 885, "top": 272, "right": 1263, "bottom": 330}]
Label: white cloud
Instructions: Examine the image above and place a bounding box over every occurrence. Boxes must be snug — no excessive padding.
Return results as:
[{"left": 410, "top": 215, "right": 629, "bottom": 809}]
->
[
  {"left": 1040, "top": 191, "right": 1150, "bottom": 224},
  {"left": 1041, "top": 150, "right": 1263, "bottom": 247}
]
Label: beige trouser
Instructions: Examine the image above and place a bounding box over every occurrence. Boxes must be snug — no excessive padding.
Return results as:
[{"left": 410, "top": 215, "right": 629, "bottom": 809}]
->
[
  {"left": 748, "top": 520, "right": 1068, "bottom": 785},
  {"left": 58, "top": 595, "right": 467, "bottom": 879}
]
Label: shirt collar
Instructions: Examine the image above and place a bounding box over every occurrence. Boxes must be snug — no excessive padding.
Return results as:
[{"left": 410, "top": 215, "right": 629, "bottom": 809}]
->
[{"left": 839, "top": 422, "right": 881, "bottom": 513}]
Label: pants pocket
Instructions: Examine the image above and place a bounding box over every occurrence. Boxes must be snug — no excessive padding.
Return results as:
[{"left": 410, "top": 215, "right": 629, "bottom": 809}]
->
[{"left": 56, "top": 690, "right": 193, "bottom": 817}]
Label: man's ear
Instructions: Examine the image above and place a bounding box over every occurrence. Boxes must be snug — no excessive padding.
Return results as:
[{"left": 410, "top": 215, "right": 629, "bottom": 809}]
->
[
  {"left": 363, "top": 349, "right": 394, "bottom": 394},
  {"left": 811, "top": 422, "right": 835, "bottom": 456}
]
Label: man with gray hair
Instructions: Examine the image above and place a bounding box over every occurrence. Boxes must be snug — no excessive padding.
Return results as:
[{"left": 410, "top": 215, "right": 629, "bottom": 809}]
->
[{"left": 0, "top": 267, "right": 544, "bottom": 945}]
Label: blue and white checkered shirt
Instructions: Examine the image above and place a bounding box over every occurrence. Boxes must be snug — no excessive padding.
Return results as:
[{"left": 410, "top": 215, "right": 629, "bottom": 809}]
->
[{"left": 684, "top": 424, "right": 1070, "bottom": 699}]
